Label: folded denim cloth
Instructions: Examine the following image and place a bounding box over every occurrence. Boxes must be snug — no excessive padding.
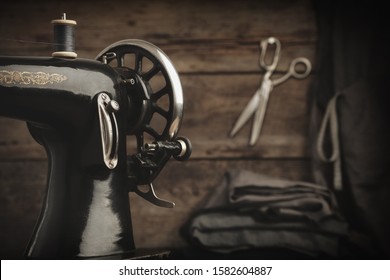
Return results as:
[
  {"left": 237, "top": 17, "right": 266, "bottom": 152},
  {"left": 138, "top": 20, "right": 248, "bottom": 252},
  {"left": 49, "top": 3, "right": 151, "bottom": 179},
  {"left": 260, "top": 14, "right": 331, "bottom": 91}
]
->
[{"left": 183, "top": 170, "right": 348, "bottom": 257}]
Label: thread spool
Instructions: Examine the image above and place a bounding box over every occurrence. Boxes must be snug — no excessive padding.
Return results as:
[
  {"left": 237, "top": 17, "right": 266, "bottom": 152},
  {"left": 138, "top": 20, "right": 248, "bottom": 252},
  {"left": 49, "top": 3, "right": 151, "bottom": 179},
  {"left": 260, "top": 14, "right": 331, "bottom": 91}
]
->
[{"left": 52, "top": 13, "right": 77, "bottom": 58}]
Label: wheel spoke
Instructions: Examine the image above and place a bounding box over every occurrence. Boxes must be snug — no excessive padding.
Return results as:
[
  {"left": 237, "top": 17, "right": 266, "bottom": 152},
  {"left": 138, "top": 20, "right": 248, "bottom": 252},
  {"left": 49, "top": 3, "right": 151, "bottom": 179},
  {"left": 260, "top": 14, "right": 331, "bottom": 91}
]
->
[
  {"left": 135, "top": 53, "right": 143, "bottom": 73},
  {"left": 142, "top": 66, "right": 160, "bottom": 81},
  {"left": 117, "top": 54, "right": 124, "bottom": 67},
  {"left": 108, "top": 49, "right": 122, "bottom": 67},
  {"left": 152, "top": 86, "right": 168, "bottom": 101},
  {"left": 144, "top": 125, "right": 160, "bottom": 139},
  {"left": 153, "top": 105, "right": 169, "bottom": 119}
]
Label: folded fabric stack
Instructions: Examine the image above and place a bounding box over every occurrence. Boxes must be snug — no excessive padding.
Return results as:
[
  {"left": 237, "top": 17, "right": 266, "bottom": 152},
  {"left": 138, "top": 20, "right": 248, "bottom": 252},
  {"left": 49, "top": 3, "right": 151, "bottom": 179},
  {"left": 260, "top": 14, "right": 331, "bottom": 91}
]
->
[{"left": 184, "top": 169, "right": 348, "bottom": 257}]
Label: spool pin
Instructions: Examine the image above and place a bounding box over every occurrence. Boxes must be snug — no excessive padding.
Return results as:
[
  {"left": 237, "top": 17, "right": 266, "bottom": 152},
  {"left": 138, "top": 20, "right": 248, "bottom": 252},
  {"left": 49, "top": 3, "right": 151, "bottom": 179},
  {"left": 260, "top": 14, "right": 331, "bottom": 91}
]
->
[{"left": 52, "top": 13, "right": 77, "bottom": 58}]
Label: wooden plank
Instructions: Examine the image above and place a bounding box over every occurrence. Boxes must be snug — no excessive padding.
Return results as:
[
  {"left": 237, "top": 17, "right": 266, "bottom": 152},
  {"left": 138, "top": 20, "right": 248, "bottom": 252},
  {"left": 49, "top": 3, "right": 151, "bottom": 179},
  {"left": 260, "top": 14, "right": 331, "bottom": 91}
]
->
[
  {"left": 0, "top": 40, "right": 315, "bottom": 74},
  {"left": 0, "top": 158, "right": 313, "bottom": 256},
  {"left": 0, "top": 74, "right": 312, "bottom": 160},
  {"left": 163, "top": 41, "right": 316, "bottom": 74},
  {"left": 0, "top": 0, "right": 316, "bottom": 58},
  {"left": 1, "top": 27, "right": 316, "bottom": 74},
  {"left": 178, "top": 75, "right": 312, "bottom": 158}
]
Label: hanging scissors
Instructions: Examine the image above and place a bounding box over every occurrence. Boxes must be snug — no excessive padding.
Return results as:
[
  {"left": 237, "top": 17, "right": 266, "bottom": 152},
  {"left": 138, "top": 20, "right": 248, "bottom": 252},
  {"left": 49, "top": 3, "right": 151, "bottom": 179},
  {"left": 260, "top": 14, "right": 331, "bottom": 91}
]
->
[{"left": 229, "top": 37, "right": 312, "bottom": 146}]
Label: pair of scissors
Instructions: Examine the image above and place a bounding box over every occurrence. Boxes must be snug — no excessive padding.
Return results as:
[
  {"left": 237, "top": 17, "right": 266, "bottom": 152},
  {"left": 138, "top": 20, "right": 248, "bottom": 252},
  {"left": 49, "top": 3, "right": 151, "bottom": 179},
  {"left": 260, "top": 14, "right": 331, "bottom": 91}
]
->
[{"left": 229, "top": 37, "right": 312, "bottom": 146}]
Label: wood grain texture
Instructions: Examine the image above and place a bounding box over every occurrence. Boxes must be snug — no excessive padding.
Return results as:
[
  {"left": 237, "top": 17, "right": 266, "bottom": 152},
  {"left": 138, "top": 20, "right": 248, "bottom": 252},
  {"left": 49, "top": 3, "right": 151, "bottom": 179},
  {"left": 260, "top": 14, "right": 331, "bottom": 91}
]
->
[
  {"left": 0, "top": 0, "right": 316, "bottom": 57},
  {"left": 178, "top": 75, "right": 312, "bottom": 158},
  {"left": 0, "top": 0, "right": 317, "bottom": 258}
]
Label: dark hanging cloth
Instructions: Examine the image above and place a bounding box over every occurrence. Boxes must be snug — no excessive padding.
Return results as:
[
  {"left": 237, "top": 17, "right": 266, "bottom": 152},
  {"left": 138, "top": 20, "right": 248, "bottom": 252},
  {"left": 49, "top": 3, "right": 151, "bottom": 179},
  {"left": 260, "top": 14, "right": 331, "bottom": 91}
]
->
[{"left": 310, "top": 1, "right": 390, "bottom": 257}]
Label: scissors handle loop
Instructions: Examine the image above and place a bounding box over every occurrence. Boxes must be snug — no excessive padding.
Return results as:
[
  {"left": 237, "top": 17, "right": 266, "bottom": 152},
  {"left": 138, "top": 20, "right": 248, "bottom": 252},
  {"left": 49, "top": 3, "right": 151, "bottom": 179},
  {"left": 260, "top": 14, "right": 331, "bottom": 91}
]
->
[
  {"left": 273, "top": 57, "right": 312, "bottom": 86},
  {"left": 259, "top": 37, "right": 281, "bottom": 71},
  {"left": 289, "top": 57, "right": 312, "bottom": 79}
]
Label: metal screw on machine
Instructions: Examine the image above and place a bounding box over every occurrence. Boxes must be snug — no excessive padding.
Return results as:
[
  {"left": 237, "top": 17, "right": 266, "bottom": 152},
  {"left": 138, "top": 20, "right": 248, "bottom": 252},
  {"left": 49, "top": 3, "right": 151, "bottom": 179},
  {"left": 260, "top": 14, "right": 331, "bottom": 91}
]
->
[{"left": 106, "top": 100, "right": 120, "bottom": 113}]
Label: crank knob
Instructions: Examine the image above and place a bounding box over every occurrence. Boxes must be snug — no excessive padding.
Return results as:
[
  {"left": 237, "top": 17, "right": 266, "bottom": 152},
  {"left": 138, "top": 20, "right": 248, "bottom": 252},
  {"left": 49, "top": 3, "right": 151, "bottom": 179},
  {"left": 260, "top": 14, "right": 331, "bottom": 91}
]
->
[{"left": 173, "top": 136, "right": 192, "bottom": 161}]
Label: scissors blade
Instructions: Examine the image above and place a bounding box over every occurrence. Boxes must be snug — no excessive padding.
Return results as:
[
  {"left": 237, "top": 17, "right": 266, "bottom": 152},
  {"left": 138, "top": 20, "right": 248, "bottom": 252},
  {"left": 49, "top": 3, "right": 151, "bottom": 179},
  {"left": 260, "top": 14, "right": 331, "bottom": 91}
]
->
[
  {"left": 249, "top": 80, "right": 272, "bottom": 146},
  {"left": 229, "top": 87, "right": 262, "bottom": 137}
]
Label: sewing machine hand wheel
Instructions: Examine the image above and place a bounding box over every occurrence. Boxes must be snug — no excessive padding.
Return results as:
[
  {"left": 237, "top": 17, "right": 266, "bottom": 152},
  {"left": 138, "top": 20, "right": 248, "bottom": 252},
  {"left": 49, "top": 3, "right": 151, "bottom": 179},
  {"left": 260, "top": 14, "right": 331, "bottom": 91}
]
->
[{"left": 96, "top": 40, "right": 191, "bottom": 208}]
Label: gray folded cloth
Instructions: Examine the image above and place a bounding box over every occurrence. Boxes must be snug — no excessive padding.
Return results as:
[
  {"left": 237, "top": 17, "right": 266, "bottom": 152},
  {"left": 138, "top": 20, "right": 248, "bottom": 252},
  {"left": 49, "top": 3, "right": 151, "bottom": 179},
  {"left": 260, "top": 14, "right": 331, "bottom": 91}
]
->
[{"left": 184, "top": 169, "right": 348, "bottom": 257}]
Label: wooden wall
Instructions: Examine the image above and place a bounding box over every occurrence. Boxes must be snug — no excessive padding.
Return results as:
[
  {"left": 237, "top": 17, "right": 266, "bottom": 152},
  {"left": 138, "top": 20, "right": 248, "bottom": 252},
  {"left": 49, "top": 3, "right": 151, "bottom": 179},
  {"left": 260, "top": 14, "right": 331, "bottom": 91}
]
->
[{"left": 0, "top": 0, "right": 317, "bottom": 258}]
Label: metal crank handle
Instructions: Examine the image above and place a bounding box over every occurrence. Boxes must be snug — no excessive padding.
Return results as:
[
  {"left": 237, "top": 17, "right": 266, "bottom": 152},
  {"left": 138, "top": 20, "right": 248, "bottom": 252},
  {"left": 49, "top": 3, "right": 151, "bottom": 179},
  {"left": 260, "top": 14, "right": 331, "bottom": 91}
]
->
[
  {"left": 130, "top": 137, "right": 191, "bottom": 208},
  {"left": 145, "top": 136, "right": 192, "bottom": 161},
  {"left": 134, "top": 183, "right": 175, "bottom": 208}
]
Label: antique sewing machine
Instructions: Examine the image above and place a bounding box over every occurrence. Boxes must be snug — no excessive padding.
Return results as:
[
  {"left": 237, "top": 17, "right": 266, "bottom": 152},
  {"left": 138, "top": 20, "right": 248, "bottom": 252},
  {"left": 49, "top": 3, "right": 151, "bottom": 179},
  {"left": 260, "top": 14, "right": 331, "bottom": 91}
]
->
[{"left": 0, "top": 14, "right": 191, "bottom": 259}]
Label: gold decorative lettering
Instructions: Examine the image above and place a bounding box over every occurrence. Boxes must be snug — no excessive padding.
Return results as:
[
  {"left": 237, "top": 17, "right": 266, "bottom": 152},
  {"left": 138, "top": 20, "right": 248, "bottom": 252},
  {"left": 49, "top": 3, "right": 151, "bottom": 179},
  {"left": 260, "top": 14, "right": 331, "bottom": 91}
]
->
[{"left": 0, "top": 70, "right": 67, "bottom": 85}]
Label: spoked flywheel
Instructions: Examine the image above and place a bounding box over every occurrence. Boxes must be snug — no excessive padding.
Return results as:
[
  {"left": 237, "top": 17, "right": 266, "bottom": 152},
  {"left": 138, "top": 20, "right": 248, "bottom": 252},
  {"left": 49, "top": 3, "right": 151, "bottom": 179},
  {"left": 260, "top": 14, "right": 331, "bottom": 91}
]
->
[
  {"left": 96, "top": 39, "right": 183, "bottom": 149},
  {"left": 95, "top": 40, "right": 191, "bottom": 208}
]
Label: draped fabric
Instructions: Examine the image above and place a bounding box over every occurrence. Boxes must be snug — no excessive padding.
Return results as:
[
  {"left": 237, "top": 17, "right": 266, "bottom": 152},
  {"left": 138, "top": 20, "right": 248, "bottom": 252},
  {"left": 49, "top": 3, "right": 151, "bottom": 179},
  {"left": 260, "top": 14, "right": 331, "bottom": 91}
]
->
[{"left": 310, "top": 1, "right": 390, "bottom": 257}]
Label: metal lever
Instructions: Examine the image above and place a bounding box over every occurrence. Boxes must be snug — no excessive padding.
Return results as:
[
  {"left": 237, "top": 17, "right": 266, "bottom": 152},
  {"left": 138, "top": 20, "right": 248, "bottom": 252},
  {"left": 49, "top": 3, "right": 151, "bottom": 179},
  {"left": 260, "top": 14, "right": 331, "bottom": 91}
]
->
[
  {"left": 134, "top": 183, "right": 175, "bottom": 208},
  {"left": 129, "top": 136, "right": 192, "bottom": 208},
  {"left": 97, "top": 92, "right": 119, "bottom": 169}
]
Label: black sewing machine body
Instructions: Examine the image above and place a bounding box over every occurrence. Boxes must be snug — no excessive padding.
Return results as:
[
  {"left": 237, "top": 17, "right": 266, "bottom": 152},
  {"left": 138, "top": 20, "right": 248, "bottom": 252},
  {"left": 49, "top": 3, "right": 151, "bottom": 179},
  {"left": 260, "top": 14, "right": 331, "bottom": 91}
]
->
[
  {"left": 0, "top": 35, "right": 191, "bottom": 259},
  {"left": 0, "top": 55, "right": 135, "bottom": 258}
]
